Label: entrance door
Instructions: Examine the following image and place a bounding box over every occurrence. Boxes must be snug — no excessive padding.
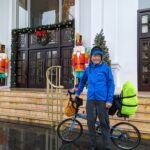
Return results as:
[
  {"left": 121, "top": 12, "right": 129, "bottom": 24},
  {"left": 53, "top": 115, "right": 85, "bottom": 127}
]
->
[
  {"left": 138, "top": 10, "right": 150, "bottom": 91},
  {"left": 16, "top": 51, "right": 28, "bottom": 88},
  {"left": 61, "top": 47, "right": 73, "bottom": 89},
  {"left": 28, "top": 49, "right": 59, "bottom": 88},
  {"left": 45, "top": 49, "right": 60, "bottom": 86},
  {"left": 139, "top": 39, "right": 150, "bottom": 91},
  {"left": 28, "top": 50, "right": 46, "bottom": 88},
  {"left": 15, "top": 26, "right": 74, "bottom": 89}
]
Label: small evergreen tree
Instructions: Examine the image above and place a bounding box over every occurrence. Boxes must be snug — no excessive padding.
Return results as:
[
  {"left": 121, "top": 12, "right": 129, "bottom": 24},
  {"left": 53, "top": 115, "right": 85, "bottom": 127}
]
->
[{"left": 94, "top": 29, "right": 111, "bottom": 65}]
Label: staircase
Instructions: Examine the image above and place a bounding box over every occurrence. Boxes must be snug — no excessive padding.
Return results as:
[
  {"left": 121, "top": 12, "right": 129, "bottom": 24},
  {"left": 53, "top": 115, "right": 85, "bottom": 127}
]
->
[
  {"left": 0, "top": 90, "right": 66, "bottom": 125},
  {"left": 0, "top": 66, "right": 65, "bottom": 126},
  {"left": 0, "top": 70, "right": 149, "bottom": 139},
  {"left": 0, "top": 90, "right": 149, "bottom": 139}
]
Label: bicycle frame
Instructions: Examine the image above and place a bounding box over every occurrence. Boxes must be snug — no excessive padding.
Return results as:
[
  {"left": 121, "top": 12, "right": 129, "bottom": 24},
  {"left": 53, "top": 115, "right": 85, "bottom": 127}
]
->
[
  {"left": 58, "top": 90, "right": 141, "bottom": 150},
  {"left": 70, "top": 112, "right": 127, "bottom": 140},
  {"left": 67, "top": 90, "right": 133, "bottom": 140}
]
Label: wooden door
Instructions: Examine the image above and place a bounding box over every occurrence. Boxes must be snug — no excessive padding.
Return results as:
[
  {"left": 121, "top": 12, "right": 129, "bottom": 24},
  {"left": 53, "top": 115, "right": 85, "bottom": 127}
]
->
[
  {"left": 61, "top": 47, "right": 73, "bottom": 89},
  {"left": 28, "top": 50, "right": 46, "bottom": 88},
  {"left": 15, "top": 25, "right": 74, "bottom": 89},
  {"left": 138, "top": 9, "right": 150, "bottom": 91},
  {"left": 139, "top": 39, "right": 150, "bottom": 91},
  {"left": 16, "top": 51, "right": 28, "bottom": 87}
]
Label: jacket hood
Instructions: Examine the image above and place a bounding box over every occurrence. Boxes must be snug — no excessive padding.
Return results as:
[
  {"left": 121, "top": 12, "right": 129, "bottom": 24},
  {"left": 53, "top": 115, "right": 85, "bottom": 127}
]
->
[{"left": 89, "top": 47, "right": 104, "bottom": 67}]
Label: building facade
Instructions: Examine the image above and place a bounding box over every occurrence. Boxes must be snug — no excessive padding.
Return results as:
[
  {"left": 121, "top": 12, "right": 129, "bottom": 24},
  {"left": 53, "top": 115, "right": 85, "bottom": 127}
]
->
[{"left": 0, "top": 0, "right": 150, "bottom": 91}]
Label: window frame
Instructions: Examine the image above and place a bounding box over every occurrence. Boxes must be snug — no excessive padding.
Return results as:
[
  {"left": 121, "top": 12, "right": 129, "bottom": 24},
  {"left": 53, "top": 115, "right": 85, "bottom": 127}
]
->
[
  {"left": 16, "top": 0, "right": 74, "bottom": 28},
  {"left": 16, "top": 0, "right": 30, "bottom": 28}
]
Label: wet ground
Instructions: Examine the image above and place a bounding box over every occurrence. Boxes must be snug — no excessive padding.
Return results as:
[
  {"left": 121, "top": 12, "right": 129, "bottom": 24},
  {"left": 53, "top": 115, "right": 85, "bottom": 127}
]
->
[{"left": 0, "top": 121, "right": 149, "bottom": 150}]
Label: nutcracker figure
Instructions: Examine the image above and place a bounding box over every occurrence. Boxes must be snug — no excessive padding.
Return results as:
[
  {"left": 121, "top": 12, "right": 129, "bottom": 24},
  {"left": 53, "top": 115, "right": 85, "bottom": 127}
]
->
[
  {"left": 0, "top": 53, "right": 8, "bottom": 78},
  {"left": 72, "top": 46, "right": 89, "bottom": 84},
  {"left": 0, "top": 44, "right": 8, "bottom": 86}
]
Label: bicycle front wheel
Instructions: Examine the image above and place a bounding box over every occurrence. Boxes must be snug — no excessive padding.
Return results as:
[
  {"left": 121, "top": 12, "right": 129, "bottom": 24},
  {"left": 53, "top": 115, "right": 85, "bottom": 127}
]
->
[
  {"left": 57, "top": 118, "right": 83, "bottom": 142},
  {"left": 111, "top": 122, "right": 141, "bottom": 150}
]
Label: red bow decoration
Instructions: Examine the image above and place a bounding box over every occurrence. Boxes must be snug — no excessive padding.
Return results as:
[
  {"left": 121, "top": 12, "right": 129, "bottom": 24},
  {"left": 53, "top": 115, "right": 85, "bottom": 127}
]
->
[{"left": 35, "top": 30, "right": 47, "bottom": 37}]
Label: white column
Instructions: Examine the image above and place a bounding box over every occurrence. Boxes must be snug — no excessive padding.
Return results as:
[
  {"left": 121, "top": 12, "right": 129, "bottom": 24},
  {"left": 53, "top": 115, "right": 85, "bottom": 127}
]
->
[
  {"left": 103, "top": 0, "right": 119, "bottom": 63},
  {"left": 75, "top": 0, "right": 80, "bottom": 34},
  {"left": 103, "top": 0, "right": 121, "bottom": 89},
  {"left": 76, "top": 0, "right": 105, "bottom": 47},
  {"left": 90, "top": 0, "right": 104, "bottom": 46},
  {"left": 75, "top": 0, "right": 92, "bottom": 47},
  {"left": 117, "top": 0, "right": 138, "bottom": 89},
  {"left": 0, "top": 0, "right": 16, "bottom": 88},
  {"left": 0, "top": 0, "right": 10, "bottom": 44}
]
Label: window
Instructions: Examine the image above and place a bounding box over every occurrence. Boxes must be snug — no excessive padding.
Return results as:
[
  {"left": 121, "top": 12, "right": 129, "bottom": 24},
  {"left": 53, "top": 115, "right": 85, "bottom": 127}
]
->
[
  {"left": 141, "top": 15, "right": 149, "bottom": 33},
  {"left": 17, "top": 0, "right": 28, "bottom": 28},
  {"left": 139, "top": 0, "right": 150, "bottom": 9},
  {"left": 17, "top": 0, "right": 75, "bottom": 28},
  {"left": 30, "top": 0, "right": 59, "bottom": 27},
  {"left": 139, "top": 11, "right": 150, "bottom": 36}
]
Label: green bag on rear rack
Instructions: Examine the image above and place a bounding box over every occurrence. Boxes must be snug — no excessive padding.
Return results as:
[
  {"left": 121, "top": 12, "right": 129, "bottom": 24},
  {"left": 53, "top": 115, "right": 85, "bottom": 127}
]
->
[{"left": 121, "top": 81, "right": 138, "bottom": 115}]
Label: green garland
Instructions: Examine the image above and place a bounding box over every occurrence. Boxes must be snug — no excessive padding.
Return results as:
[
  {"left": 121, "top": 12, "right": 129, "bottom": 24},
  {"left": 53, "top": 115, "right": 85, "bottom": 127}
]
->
[{"left": 11, "top": 20, "right": 74, "bottom": 87}]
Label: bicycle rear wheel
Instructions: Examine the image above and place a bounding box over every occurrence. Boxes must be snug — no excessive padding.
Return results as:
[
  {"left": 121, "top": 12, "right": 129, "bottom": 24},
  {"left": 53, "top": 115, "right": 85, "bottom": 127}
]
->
[
  {"left": 57, "top": 118, "right": 83, "bottom": 142},
  {"left": 111, "top": 122, "right": 141, "bottom": 150}
]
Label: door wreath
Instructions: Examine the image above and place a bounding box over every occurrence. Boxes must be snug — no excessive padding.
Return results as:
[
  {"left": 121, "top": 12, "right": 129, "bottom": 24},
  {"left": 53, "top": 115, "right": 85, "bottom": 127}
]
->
[{"left": 35, "top": 30, "right": 49, "bottom": 46}]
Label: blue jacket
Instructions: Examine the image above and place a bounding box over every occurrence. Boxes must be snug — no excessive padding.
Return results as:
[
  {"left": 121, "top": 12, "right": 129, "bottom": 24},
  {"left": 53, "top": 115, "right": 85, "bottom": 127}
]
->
[{"left": 76, "top": 63, "right": 115, "bottom": 103}]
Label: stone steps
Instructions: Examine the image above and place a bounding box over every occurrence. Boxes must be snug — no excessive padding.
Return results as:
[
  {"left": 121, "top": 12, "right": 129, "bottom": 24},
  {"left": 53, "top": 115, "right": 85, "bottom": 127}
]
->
[
  {"left": 130, "top": 111, "right": 150, "bottom": 121},
  {"left": 137, "top": 104, "right": 150, "bottom": 112},
  {"left": 0, "top": 89, "right": 64, "bottom": 125},
  {"left": 0, "top": 107, "right": 64, "bottom": 126},
  {"left": 0, "top": 89, "right": 149, "bottom": 139}
]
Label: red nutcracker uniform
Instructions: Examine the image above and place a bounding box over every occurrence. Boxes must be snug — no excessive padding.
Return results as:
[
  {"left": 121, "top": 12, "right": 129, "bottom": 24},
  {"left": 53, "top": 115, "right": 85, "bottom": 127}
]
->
[
  {"left": 72, "top": 46, "right": 88, "bottom": 78},
  {"left": 0, "top": 53, "right": 8, "bottom": 78},
  {"left": 72, "top": 53, "right": 88, "bottom": 72}
]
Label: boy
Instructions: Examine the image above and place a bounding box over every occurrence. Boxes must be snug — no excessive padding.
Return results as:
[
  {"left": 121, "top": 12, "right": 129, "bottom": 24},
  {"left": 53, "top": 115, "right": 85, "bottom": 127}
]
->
[{"left": 75, "top": 46, "right": 115, "bottom": 150}]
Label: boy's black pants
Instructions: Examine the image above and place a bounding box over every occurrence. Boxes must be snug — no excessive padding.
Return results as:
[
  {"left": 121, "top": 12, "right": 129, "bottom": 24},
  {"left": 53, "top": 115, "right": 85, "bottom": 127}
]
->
[{"left": 86, "top": 100, "right": 111, "bottom": 150}]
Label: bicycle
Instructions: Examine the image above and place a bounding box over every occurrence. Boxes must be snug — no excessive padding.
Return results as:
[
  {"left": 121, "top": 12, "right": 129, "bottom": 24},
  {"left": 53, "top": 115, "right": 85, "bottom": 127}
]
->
[{"left": 57, "top": 90, "right": 141, "bottom": 150}]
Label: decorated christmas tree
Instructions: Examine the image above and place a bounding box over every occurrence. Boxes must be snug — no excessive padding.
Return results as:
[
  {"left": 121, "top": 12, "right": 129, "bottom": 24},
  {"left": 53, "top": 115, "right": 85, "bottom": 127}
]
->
[{"left": 94, "top": 29, "right": 111, "bottom": 65}]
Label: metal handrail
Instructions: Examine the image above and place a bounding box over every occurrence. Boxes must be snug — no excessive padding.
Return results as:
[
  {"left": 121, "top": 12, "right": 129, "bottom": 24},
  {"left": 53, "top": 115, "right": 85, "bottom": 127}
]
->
[
  {"left": 46, "top": 66, "right": 64, "bottom": 89},
  {"left": 46, "top": 66, "right": 64, "bottom": 125}
]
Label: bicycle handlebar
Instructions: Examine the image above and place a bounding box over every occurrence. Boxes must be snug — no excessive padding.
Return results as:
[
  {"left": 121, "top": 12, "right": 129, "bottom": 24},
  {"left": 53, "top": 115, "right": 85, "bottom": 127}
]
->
[{"left": 67, "top": 89, "right": 83, "bottom": 109}]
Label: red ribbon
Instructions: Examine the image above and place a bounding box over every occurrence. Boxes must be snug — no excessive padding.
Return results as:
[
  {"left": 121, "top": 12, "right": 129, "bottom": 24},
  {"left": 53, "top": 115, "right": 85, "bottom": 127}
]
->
[{"left": 35, "top": 30, "right": 47, "bottom": 37}]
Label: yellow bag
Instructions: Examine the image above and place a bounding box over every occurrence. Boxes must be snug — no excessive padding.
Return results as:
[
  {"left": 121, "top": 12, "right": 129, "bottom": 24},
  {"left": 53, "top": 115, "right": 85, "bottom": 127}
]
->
[
  {"left": 64, "top": 100, "right": 76, "bottom": 117},
  {"left": 121, "top": 81, "right": 138, "bottom": 115}
]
